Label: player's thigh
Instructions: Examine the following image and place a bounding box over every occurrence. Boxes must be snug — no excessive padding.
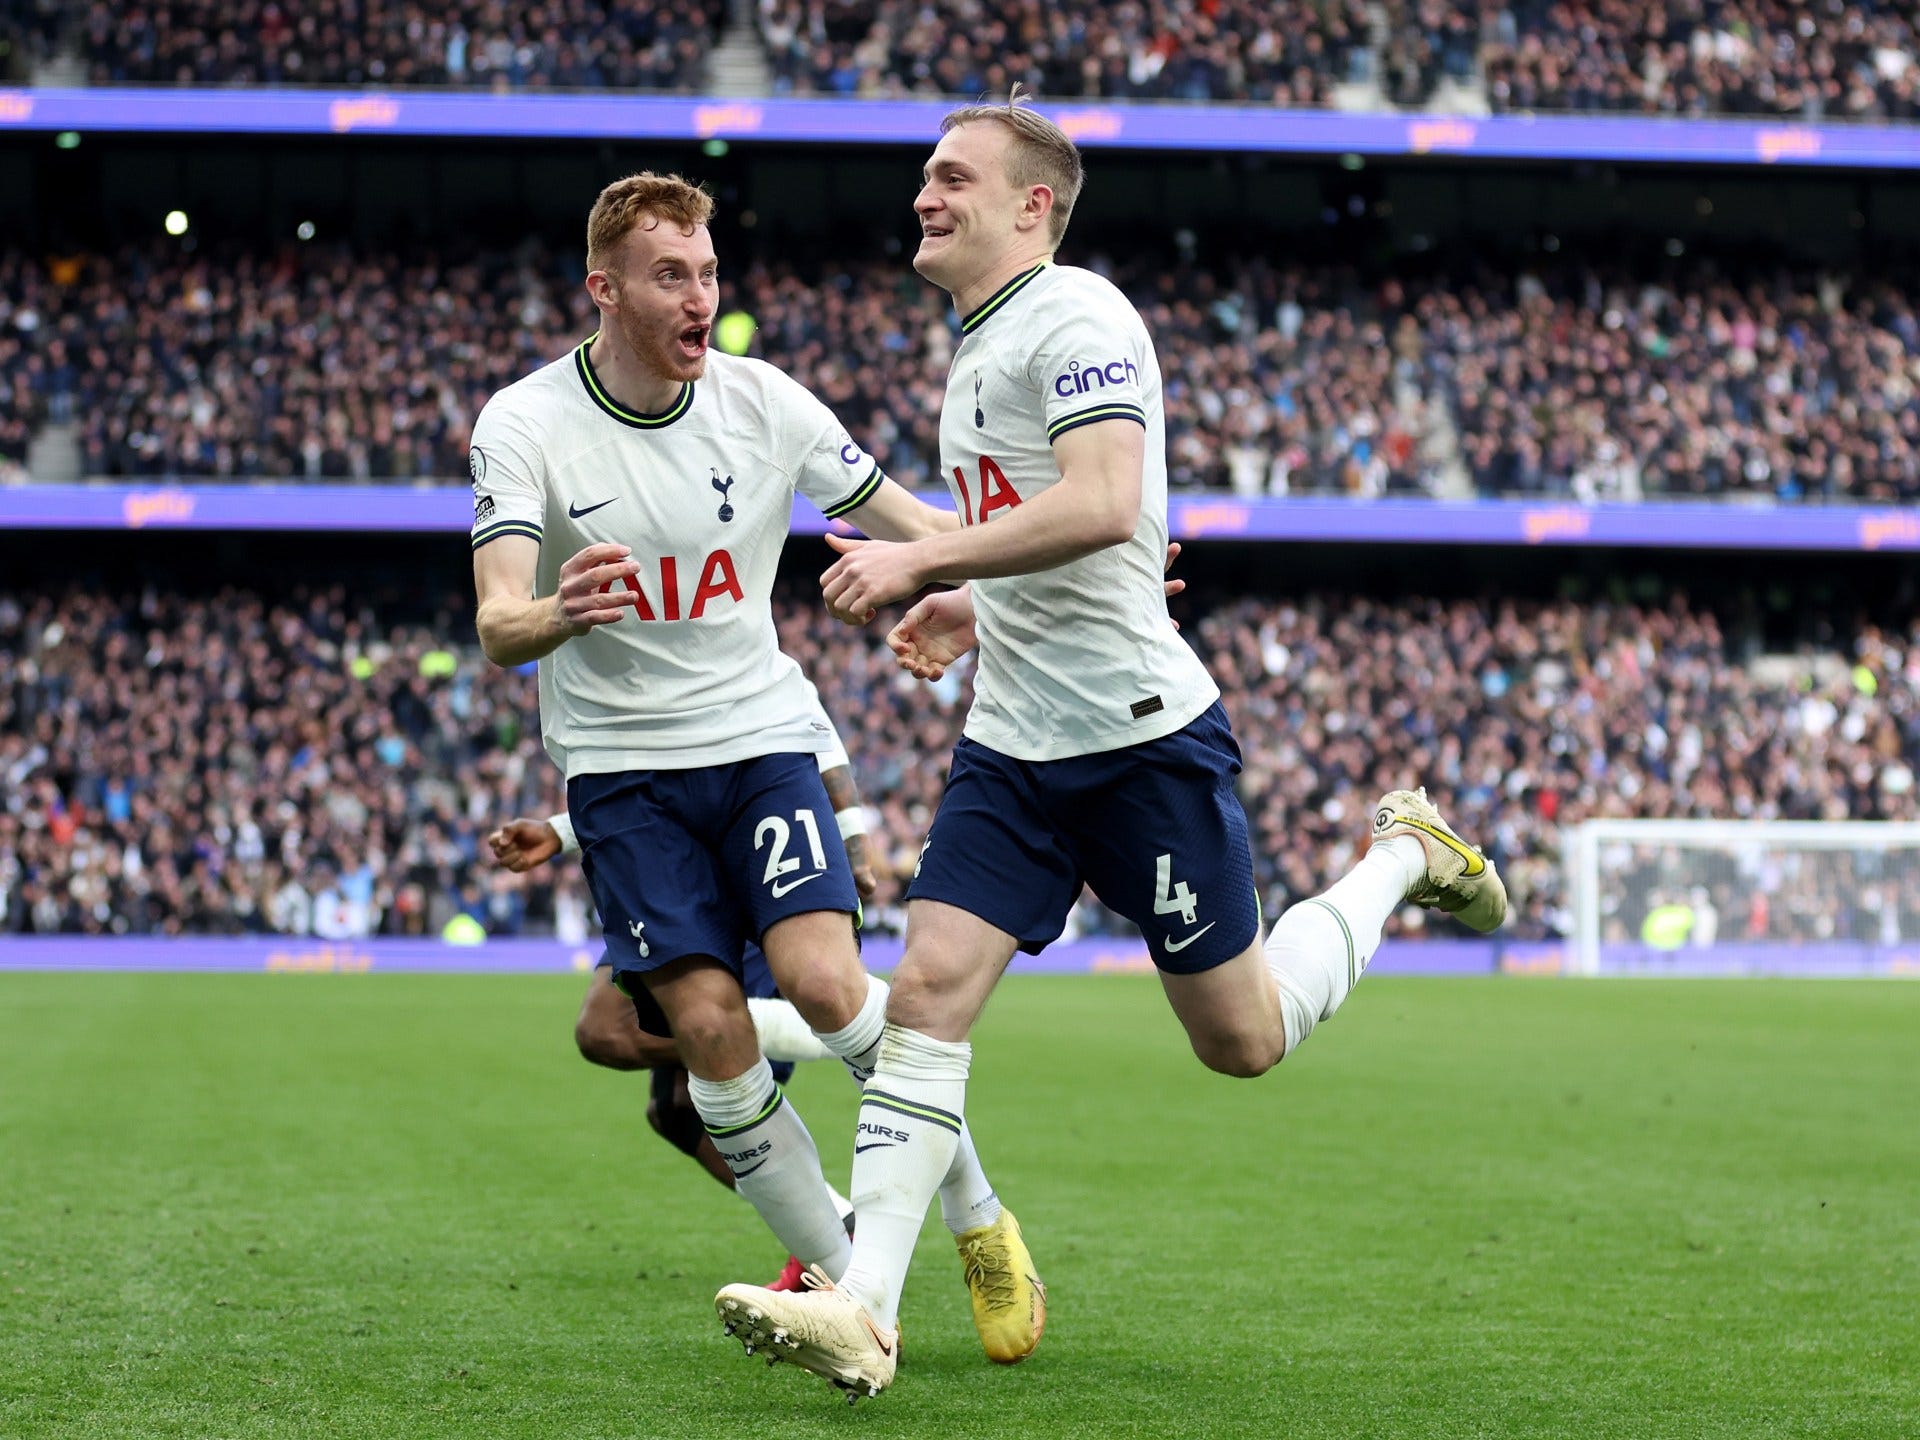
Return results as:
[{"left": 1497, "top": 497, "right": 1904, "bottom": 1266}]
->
[
  {"left": 905, "top": 736, "right": 1084, "bottom": 959},
  {"left": 889, "top": 898, "right": 1021, "bottom": 1042},
  {"left": 571, "top": 770, "right": 746, "bottom": 988},
  {"left": 1067, "top": 704, "right": 1262, "bottom": 976},
  {"left": 632, "top": 953, "right": 761, "bottom": 1081},
  {"left": 1156, "top": 938, "right": 1286, "bottom": 1078}
]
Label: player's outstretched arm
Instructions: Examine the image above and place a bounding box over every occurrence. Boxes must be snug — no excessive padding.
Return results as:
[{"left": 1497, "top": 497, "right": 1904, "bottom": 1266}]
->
[
  {"left": 487, "top": 817, "right": 564, "bottom": 873},
  {"left": 820, "top": 418, "right": 1142, "bottom": 622},
  {"left": 474, "top": 535, "right": 642, "bottom": 667},
  {"left": 839, "top": 477, "right": 961, "bottom": 543}
]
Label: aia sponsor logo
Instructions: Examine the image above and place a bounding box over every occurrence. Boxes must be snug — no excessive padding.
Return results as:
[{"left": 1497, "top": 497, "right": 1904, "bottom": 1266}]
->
[
  {"left": 952, "top": 456, "right": 1021, "bottom": 526},
  {"left": 597, "top": 550, "right": 744, "bottom": 620}
]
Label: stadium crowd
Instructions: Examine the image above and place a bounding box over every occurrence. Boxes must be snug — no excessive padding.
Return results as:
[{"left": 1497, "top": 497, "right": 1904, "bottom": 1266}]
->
[
  {"left": 753, "top": 0, "right": 1374, "bottom": 105},
  {"left": 55, "top": 0, "right": 1920, "bottom": 117},
  {"left": 6, "top": 242, "right": 1917, "bottom": 502},
  {"left": 5, "top": 579, "right": 1918, "bottom": 946},
  {"left": 78, "top": 0, "right": 721, "bottom": 90},
  {"left": 1479, "top": 0, "right": 1920, "bottom": 119},
  {"left": 0, "top": 244, "right": 1436, "bottom": 496}
]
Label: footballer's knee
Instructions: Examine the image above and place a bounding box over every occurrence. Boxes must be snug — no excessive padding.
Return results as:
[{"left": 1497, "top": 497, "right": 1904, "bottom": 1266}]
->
[
  {"left": 575, "top": 1011, "right": 641, "bottom": 1069},
  {"left": 1191, "top": 1026, "right": 1284, "bottom": 1079}
]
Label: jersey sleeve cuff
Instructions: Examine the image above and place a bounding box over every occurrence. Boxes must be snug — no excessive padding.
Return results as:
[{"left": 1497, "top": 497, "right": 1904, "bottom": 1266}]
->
[
  {"left": 471, "top": 519, "right": 544, "bottom": 550},
  {"left": 820, "top": 463, "right": 884, "bottom": 520},
  {"left": 1047, "top": 404, "right": 1147, "bottom": 442}
]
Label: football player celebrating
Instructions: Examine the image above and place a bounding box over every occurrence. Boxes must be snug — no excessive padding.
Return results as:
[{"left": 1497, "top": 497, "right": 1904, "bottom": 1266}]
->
[
  {"left": 715, "top": 93, "right": 1508, "bottom": 1401},
  {"left": 470, "top": 173, "right": 1040, "bottom": 1365}
]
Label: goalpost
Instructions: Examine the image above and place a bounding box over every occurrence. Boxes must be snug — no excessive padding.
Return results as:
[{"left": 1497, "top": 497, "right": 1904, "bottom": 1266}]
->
[{"left": 1566, "top": 819, "right": 1920, "bottom": 977}]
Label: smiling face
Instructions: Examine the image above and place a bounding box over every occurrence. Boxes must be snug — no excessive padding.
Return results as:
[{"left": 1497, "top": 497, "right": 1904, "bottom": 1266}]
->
[
  {"left": 597, "top": 217, "right": 718, "bottom": 385},
  {"left": 913, "top": 121, "right": 1047, "bottom": 297}
]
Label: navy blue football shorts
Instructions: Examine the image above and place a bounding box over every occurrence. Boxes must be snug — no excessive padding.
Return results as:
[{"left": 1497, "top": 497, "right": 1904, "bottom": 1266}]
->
[
  {"left": 906, "top": 701, "right": 1260, "bottom": 974},
  {"left": 570, "top": 752, "right": 860, "bottom": 991}
]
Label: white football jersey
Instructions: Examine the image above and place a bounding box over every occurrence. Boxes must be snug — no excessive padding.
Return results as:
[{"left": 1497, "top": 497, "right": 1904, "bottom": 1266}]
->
[
  {"left": 470, "top": 342, "right": 885, "bottom": 777},
  {"left": 940, "top": 263, "right": 1218, "bottom": 761}
]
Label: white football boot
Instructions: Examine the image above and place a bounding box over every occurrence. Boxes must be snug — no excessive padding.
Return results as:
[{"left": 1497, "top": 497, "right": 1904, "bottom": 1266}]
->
[{"left": 1371, "top": 787, "right": 1508, "bottom": 933}]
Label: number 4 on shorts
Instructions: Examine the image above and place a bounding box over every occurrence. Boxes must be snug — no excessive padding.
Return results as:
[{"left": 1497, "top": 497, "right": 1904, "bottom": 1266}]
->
[{"left": 1153, "top": 853, "right": 1199, "bottom": 927}]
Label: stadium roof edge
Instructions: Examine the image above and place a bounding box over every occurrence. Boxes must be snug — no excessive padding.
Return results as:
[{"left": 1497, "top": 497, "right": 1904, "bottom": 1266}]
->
[
  {"left": 2, "top": 87, "right": 1919, "bottom": 170},
  {"left": 5, "top": 483, "right": 1919, "bottom": 552}
]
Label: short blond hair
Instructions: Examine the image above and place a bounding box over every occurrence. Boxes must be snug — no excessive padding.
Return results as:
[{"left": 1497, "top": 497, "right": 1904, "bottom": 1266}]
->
[
  {"left": 586, "top": 172, "right": 715, "bottom": 274},
  {"left": 940, "top": 88, "right": 1083, "bottom": 248}
]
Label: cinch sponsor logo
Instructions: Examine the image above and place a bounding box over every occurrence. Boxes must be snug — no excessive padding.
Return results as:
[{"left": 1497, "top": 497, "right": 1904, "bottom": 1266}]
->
[
  {"left": 1055, "top": 108, "right": 1124, "bottom": 142},
  {"left": 1522, "top": 507, "right": 1592, "bottom": 544},
  {"left": 265, "top": 944, "right": 373, "bottom": 973},
  {"left": 329, "top": 97, "right": 400, "bottom": 132},
  {"left": 0, "top": 92, "right": 33, "bottom": 123},
  {"left": 1756, "top": 128, "right": 1821, "bottom": 164},
  {"left": 1178, "top": 501, "right": 1252, "bottom": 537},
  {"left": 123, "top": 489, "right": 196, "bottom": 528},
  {"left": 1052, "top": 357, "right": 1138, "bottom": 398},
  {"left": 695, "top": 102, "right": 763, "bottom": 137},
  {"left": 1859, "top": 513, "right": 1920, "bottom": 550},
  {"left": 1408, "top": 119, "right": 1476, "bottom": 154}
]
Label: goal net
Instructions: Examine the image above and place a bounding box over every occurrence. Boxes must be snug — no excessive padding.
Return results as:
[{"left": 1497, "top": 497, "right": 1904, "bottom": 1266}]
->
[{"left": 1565, "top": 819, "right": 1920, "bottom": 977}]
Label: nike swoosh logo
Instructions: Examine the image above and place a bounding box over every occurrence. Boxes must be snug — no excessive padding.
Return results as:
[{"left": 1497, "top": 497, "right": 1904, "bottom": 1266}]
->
[
  {"left": 858, "top": 1311, "right": 896, "bottom": 1358},
  {"left": 854, "top": 1142, "right": 895, "bottom": 1154},
  {"left": 1163, "top": 922, "right": 1217, "bottom": 954},
  {"left": 1395, "top": 817, "right": 1487, "bottom": 876},
  {"left": 769, "top": 872, "right": 821, "bottom": 899},
  {"left": 568, "top": 497, "right": 617, "bottom": 518},
  {"left": 733, "top": 1158, "right": 769, "bottom": 1178}
]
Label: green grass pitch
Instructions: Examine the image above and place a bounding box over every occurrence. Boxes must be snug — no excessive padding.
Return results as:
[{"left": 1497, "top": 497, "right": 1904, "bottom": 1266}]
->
[{"left": 2, "top": 974, "right": 1915, "bottom": 1439}]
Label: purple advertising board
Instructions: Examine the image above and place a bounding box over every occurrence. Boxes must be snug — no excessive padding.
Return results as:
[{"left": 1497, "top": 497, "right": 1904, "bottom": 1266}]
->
[
  {"left": 0, "top": 935, "right": 1498, "bottom": 975},
  {"left": 5, "top": 483, "right": 1920, "bottom": 554},
  {"left": 0, "top": 936, "right": 1908, "bottom": 977},
  {"left": 3, "top": 87, "right": 1918, "bottom": 171}
]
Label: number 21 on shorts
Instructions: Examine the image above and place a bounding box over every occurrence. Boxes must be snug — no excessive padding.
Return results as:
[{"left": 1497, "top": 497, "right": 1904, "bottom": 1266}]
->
[{"left": 757, "top": 809, "right": 829, "bottom": 898}]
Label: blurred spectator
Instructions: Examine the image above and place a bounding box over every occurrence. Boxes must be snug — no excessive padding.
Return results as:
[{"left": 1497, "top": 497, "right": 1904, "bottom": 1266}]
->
[{"left": 6, "top": 579, "right": 1920, "bottom": 946}]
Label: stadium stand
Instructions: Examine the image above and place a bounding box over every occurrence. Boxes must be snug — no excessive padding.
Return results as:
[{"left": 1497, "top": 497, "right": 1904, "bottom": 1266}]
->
[
  {"left": 1481, "top": 0, "right": 1920, "bottom": 119},
  {"left": 53, "top": 0, "right": 1920, "bottom": 117},
  {"left": 752, "top": 0, "right": 1375, "bottom": 104},
  {"left": 76, "top": 0, "right": 722, "bottom": 89},
  {"left": 7, "top": 243, "right": 1915, "bottom": 501},
  {"left": 5, "top": 581, "right": 1915, "bottom": 944}
]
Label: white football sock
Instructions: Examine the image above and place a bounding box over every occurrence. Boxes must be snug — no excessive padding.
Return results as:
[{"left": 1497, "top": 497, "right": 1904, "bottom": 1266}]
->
[
  {"left": 687, "top": 1058, "right": 853, "bottom": 1280},
  {"left": 836, "top": 1024, "right": 970, "bottom": 1331},
  {"left": 816, "top": 974, "right": 1001, "bottom": 1236},
  {"left": 1264, "top": 835, "right": 1423, "bottom": 1055},
  {"left": 747, "top": 996, "right": 835, "bottom": 1063}
]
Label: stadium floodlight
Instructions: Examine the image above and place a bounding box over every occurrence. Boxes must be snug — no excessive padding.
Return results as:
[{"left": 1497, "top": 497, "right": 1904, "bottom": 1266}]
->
[
  {"left": 296, "top": 221, "right": 316, "bottom": 241},
  {"left": 1567, "top": 818, "right": 1920, "bottom": 977},
  {"left": 54, "top": 131, "right": 80, "bottom": 149},
  {"left": 164, "top": 210, "right": 189, "bottom": 236}
]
